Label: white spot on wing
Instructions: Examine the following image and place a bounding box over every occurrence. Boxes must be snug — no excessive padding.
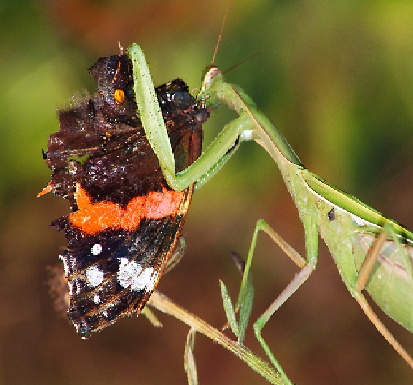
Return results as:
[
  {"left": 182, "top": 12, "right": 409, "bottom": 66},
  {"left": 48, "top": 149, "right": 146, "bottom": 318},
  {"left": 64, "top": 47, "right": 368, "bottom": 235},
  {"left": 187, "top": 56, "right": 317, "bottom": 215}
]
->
[
  {"left": 117, "top": 258, "right": 142, "bottom": 289},
  {"left": 144, "top": 269, "right": 158, "bottom": 293},
  {"left": 93, "top": 293, "right": 100, "bottom": 304},
  {"left": 131, "top": 267, "right": 156, "bottom": 292},
  {"left": 117, "top": 258, "right": 158, "bottom": 292},
  {"left": 86, "top": 266, "right": 104, "bottom": 287},
  {"left": 91, "top": 243, "right": 103, "bottom": 256}
]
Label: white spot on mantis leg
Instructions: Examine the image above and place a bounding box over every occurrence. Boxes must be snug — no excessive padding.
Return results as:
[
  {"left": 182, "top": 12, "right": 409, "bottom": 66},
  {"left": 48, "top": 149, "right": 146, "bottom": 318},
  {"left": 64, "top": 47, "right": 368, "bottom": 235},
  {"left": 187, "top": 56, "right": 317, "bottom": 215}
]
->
[{"left": 240, "top": 129, "right": 254, "bottom": 142}]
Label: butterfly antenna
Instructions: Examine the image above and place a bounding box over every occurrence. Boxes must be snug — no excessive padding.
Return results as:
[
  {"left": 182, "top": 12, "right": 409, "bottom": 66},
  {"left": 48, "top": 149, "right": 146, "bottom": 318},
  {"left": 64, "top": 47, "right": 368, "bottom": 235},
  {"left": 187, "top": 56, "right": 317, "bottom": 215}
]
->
[{"left": 211, "top": 2, "right": 230, "bottom": 66}]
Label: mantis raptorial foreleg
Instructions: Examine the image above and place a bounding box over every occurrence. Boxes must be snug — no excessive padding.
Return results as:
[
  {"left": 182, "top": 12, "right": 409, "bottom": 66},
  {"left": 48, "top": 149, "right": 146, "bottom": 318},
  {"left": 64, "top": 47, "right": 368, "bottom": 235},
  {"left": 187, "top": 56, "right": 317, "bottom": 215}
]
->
[{"left": 130, "top": 44, "right": 251, "bottom": 192}]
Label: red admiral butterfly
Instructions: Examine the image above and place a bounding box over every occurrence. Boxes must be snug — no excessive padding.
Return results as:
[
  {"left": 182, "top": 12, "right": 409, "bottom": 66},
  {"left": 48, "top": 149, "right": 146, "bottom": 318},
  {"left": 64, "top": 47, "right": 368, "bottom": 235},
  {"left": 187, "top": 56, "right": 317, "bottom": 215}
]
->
[{"left": 39, "top": 49, "right": 209, "bottom": 338}]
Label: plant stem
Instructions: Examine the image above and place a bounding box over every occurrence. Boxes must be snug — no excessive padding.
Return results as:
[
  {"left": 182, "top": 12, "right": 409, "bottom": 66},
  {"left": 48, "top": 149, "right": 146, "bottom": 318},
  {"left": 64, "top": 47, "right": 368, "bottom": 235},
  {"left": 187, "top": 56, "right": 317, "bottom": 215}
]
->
[{"left": 148, "top": 291, "right": 291, "bottom": 385}]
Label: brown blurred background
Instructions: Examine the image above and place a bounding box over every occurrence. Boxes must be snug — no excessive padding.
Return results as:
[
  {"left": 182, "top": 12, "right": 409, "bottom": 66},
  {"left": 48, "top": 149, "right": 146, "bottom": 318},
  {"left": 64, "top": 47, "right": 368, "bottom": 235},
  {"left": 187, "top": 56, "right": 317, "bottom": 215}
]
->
[{"left": 2, "top": 1, "right": 413, "bottom": 384}]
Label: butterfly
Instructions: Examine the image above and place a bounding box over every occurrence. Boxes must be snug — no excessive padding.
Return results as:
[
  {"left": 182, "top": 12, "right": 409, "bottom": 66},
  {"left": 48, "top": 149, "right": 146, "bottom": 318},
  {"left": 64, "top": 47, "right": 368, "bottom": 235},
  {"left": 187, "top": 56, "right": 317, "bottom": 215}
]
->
[{"left": 39, "top": 49, "right": 209, "bottom": 338}]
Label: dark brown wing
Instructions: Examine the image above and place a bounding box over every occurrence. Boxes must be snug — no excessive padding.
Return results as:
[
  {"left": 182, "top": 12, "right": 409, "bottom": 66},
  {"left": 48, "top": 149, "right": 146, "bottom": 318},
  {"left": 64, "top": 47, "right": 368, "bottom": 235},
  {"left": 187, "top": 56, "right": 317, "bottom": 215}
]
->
[{"left": 42, "top": 51, "right": 209, "bottom": 338}]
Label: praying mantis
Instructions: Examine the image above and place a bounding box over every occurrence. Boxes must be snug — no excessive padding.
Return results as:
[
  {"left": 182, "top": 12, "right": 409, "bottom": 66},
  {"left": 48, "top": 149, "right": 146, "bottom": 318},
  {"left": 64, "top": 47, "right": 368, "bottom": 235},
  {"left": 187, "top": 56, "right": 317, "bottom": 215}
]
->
[{"left": 130, "top": 42, "right": 413, "bottom": 384}]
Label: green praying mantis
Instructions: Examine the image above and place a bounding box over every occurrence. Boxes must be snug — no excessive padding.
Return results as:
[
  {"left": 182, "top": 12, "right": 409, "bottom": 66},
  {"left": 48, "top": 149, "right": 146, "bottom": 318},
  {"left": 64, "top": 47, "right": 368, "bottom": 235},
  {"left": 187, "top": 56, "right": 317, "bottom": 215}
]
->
[{"left": 130, "top": 43, "right": 413, "bottom": 384}]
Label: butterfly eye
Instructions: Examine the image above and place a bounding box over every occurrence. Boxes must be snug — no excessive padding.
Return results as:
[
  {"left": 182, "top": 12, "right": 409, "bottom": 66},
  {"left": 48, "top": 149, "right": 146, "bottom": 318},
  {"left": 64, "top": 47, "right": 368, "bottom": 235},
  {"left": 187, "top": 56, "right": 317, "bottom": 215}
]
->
[{"left": 114, "top": 89, "right": 125, "bottom": 104}]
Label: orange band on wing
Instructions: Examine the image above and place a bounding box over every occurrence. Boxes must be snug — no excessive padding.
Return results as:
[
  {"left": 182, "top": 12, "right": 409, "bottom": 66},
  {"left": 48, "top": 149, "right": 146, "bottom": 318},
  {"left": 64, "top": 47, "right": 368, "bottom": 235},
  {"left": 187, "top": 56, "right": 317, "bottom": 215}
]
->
[{"left": 69, "top": 183, "right": 184, "bottom": 234}]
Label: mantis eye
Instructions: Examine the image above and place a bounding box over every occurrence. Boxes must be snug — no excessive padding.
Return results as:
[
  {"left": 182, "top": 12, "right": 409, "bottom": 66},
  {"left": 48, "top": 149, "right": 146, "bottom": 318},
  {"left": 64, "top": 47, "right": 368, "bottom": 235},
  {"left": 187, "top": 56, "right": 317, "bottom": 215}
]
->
[{"left": 114, "top": 88, "right": 125, "bottom": 104}]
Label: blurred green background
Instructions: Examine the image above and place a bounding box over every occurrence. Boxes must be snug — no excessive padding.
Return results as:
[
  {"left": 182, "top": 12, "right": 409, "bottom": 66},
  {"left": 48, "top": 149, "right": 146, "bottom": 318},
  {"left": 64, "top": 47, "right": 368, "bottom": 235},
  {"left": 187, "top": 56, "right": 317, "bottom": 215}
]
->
[{"left": 2, "top": 1, "right": 413, "bottom": 384}]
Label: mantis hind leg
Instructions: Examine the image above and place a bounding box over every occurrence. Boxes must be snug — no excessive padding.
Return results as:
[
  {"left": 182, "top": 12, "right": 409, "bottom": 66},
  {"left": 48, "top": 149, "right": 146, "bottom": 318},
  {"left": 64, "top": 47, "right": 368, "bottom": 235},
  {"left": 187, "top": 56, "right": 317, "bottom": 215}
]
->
[
  {"left": 351, "top": 290, "right": 413, "bottom": 369},
  {"left": 354, "top": 223, "right": 413, "bottom": 369},
  {"left": 237, "top": 219, "right": 316, "bottom": 385}
]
